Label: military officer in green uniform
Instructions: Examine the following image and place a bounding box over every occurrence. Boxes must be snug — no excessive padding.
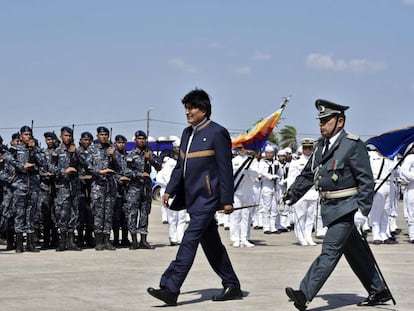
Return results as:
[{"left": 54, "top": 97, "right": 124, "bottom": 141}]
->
[{"left": 284, "top": 99, "right": 392, "bottom": 310}]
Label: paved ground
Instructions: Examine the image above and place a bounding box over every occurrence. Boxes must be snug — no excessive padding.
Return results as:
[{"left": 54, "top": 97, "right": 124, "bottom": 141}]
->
[{"left": 0, "top": 201, "right": 411, "bottom": 311}]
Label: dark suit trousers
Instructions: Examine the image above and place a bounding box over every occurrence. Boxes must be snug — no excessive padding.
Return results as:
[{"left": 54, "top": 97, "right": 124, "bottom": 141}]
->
[
  {"left": 300, "top": 212, "right": 385, "bottom": 301},
  {"left": 160, "top": 212, "right": 240, "bottom": 295}
]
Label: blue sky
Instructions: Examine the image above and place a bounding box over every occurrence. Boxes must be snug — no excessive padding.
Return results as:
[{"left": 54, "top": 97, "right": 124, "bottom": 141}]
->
[{"left": 1, "top": 0, "right": 413, "bottom": 145}]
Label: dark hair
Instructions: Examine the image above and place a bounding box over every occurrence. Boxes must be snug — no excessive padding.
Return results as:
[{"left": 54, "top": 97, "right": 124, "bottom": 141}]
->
[{"left": 181, "top": 89, "right": 212, "bottom": 118}]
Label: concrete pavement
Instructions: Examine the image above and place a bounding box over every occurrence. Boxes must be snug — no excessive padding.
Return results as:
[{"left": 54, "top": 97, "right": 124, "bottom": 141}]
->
[{"left": 0, "top": 201, "right": 411, "bottom": 311}]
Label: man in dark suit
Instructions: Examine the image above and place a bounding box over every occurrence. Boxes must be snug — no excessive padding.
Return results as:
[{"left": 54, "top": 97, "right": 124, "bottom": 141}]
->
[
  {"left": 147, "top": 89, "right": 242, "bottom": 306},
  {"left": 284, "top": 99, "right": 392, "bottom": 310}
]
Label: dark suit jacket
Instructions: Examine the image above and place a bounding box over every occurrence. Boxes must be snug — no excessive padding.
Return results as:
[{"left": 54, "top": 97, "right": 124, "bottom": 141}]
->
[
  {"left": 288, "top": 130, "right": 374, "bottom": 226},
  {"left": 166, "top": 119, "right": 234, "bottom": 214}
]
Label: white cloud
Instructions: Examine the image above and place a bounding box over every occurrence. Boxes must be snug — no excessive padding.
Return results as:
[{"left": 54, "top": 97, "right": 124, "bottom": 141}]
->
[
  {"left": 348, "top": 59, "right": 386, "bottom": 73},
  {"left": 234, "top": 66, "right": 252, "bottom": 75},
  {"left": 252, "top": 51, "right": 272, "bottom": 61},
  {"left": 307, "top": 53, "right": 347, "bottom": 71},
  {"left": 168, "top": 57, "right": 197, "bottom": 73},
  {"left": 402, "top": 0, "right": 414, "bottom": 6},
  {"left": 306, "top": 53, "right": 386, "bottom": 73}
]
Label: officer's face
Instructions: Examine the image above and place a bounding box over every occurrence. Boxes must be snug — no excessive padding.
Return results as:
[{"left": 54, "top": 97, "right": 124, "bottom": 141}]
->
[
  {"left": 45, "top": 137, "right": 56, "bottom": 148},
  {"left": 264, "top": 151, "right": 274, "bottom": 160},
  {"left": 80, "top": 137, "right": 91, "bottom": 148},
  {"left": 319, "top": 115, "right": 344, "bottom": 138},
  {"left": 20, "top": 131, "right": 32, "bottom": 145},
  {"left": 184, "top": 105, "right": 206, "bottom": 126},
  {"left": 61, "top": 132, "right": 72, "bottom": 145},
  {"left": 135, "top": 136, "right": 146, "bottom": 148},
  {"left": 302, "top": 145, "right": 313, "bottom": 156},
  {"left": 116, "top": 141, "right": 126, "bottom": 151},
  {"left": 97, "top": 132, "right": 109, "bottom": 144}
]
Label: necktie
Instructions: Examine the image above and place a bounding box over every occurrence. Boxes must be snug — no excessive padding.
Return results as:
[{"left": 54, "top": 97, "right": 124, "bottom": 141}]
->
[{"left": 323, "top": 139, "right": 330, "bottom": 157}]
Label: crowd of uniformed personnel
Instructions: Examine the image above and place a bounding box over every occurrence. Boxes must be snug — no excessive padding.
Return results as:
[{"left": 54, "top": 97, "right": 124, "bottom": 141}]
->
[{"left": 0, "top": 125, "right": 161, "bottom": 253}]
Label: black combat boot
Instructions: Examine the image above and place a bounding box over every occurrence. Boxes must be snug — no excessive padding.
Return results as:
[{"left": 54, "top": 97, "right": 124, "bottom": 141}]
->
[
  {"left": 139, "top": 234, "right": 154, "bottom": 249},
  {"left": 103, "top": 234, "right": 116, "bottom": 250},
  {"left": 50, "top": 228, "right": 59, "bottom": 249},
  {"left": 15, "top": 233, "right": 24, "bottom": 253},
  {"left": 26, "top": 233, "right": 40, "bottom": 252},
  {"left": 95, "top": 232, "right": 105, "bottom": 251},
  {"left": 121, "top": 227, "right": 131, "bottom": 247},
  {"left": 112, "top": 227, "right": 120, "bottom": 247},
  {"left": 66, "top": 232, "right": 82, "bottom": 251},
  {"left": 56, "top": 232, "right": 67, "bottom": 252},
  {"left": 76, "top": 228, "right": 84, "bottom": 248},
  {"left": 41, "top": 226, "right": 51, "bottom": 250},
  {"left": 6, "top": 227, "right": 15, "bottom": 251},
  {"left": 85, "top": 229, "right": 95, "bottom": 248},
  {"left": 129, "top": 233, "right": 139, "bottom": 250}
]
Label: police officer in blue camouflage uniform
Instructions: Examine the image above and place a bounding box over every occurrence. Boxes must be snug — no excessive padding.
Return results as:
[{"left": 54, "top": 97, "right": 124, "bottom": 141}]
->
[
  {"left": 53, "top": 127, "right": 82, "bottom": 251},
  {"left": 1, "top": 134, "right": 20, "bottom": 250},
  {"left": 37, "top": 131, "right": 59, "bottom": 249},
  {"left": 284, "top": 100, "right": 392, "bottom": 310},
  {"left": 12, "top": 126, "right": 46, "bottom": 252},
  {"left": 88, "top": 126, "right": 120, "bottom": 251},
  {"left": 123, "top": 130, "right": 161, "bottom": 249},
  {"left": 77, "top": 131, "right": 95, "bottom": 248},
  {"left": 0, "top": 137, "right": 16, "bottom": 250},
  {"left": 113, "top": 134, "right": 131, "bottom": 247}
]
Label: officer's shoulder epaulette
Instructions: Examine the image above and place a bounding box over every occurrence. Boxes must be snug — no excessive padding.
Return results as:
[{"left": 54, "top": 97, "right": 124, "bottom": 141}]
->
[{"left": 346, "top": 133, "right": 359, "bottom": 141}]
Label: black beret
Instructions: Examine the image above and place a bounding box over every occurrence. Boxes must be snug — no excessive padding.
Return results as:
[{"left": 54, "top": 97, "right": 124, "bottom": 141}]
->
[
  {"left": 315, "top": 99, "right": 349, "bottom": 119},
  {"left": 11, "top": 132, "right": 20, "bottom": 140},
  {"left": 44, "top": 131, "right": 56, "bottom": 139},
  {"left": 20, "top": 125, "right": 32, "bottom": 134},
  {"left": 115, "top": 134, "right": 127, "bottom": 142},
  {"left": 60, "top": 126, "right": 73, "bottom": 134},
  {"left": 97, "top": 126, "right": 110, "bottom": 134},
  {"left": 80, "top": 131, "right": 93, "bottom": 139},
  {"left": 134, "top": 130, "right": 147, "bottom": 138}
]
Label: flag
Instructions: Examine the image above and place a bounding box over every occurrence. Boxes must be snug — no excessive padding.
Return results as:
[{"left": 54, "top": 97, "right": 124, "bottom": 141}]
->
[
  {"left": 232, "top": 107, "right": 284, "bottom": 153},
  {"left": 365, "top": 124, "right": 414, "bottom": 159}
]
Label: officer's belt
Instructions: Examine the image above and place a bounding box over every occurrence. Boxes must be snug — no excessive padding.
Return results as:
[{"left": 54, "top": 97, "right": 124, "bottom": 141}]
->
[{"left": 319, "top": 187, "right": 358, "bottom": 200}]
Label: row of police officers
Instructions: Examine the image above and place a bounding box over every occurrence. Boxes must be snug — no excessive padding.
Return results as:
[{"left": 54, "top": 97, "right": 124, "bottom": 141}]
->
[{"left": 0, "top": 125, "right": 161, "bottom": 253}]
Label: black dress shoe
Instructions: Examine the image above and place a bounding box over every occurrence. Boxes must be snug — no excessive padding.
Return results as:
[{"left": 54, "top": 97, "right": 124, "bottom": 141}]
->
[
  {"left": 285, "top": 287, "right": 307, "bottom": 311},
  {"left": 357, "top": 288, "right": 392, "bottom": 306},
  {"left": 147, "top": 287, "right": 178, "bottom": 306},
  {"left": 383, "top": 238, "right": 398, "bottom": 244},
  {"left": 211, "top": 287, "right": 242, "bottom": 301}
]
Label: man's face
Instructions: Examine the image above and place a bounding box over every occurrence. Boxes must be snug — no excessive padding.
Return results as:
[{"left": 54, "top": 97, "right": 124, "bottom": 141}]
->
[
  {"left": 184, "top": 104, "right": 206, "bottom": 126},
  {"left": 264, "top": 151, "right": 274, "bottom": 160},
  {"left": 302, "top": 145, "right": 313, "bottom": 156},
  {"left": 116, "top": 141, "right": 126, "bottom": 151},
  {"left": 319, "top": 115, "right": 344, "bottom": 138},
  {"left": 135, "top": 136, "right": 146, "bottom": 149},
  {"left": 11, "top": 138, "right": 21, "bottom": 146},
  {"left": 45, "top": 137, "right": 56, "bottom": 148},
  {"left": 97, "top": 132, "right": 109, "bottom": 145},
  {"left": 60, "top": 132, "right": 72, "bottom": 146},
  {"left": 236, "top": 147, "right": 247, "bottom": 156},
  {"left": 80, "top": 137, "right": 91, "bottom": 148},
  {"left": 20, "top": 131, "right": 32, "bottom": 145}
]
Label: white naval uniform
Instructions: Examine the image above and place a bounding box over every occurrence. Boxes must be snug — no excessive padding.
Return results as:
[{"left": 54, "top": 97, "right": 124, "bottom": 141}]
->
[
  {"left": 258, "top": 158, "right": 283, "bottom": 233},
  {"left": 156, "top": 156, "right": 187, "bottom": 244},
  {"left": 368, "top": 150, "right": 394, "bottom": 242},
  {"left": 287, "top": 154, "right": 318, "bottom": 245},
  {"left": 230, "top": 154, "right": 258, "bottom": 246},
  {"left": 399, "top": 153, "right": 414, "bottom": 242}
]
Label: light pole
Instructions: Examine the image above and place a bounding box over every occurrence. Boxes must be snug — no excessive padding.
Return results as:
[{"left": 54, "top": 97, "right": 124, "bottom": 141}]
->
[{"left": 146, "top": 107, "right": 153, "bottom": 138}]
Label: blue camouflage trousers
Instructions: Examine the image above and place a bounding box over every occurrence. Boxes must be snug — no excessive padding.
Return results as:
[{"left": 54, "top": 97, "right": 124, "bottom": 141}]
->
[
  {"left": 91, "top": 180, "right": 116, "bottom": 234},
  {"left": 124, "top": 182, "right": 150, "bottom": 235},
  {"left": 13, "top": 179, "right": 39, "bottom": 234},
  {"left": 55, "top": 181, "right": 80, "bottom": 233}
]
